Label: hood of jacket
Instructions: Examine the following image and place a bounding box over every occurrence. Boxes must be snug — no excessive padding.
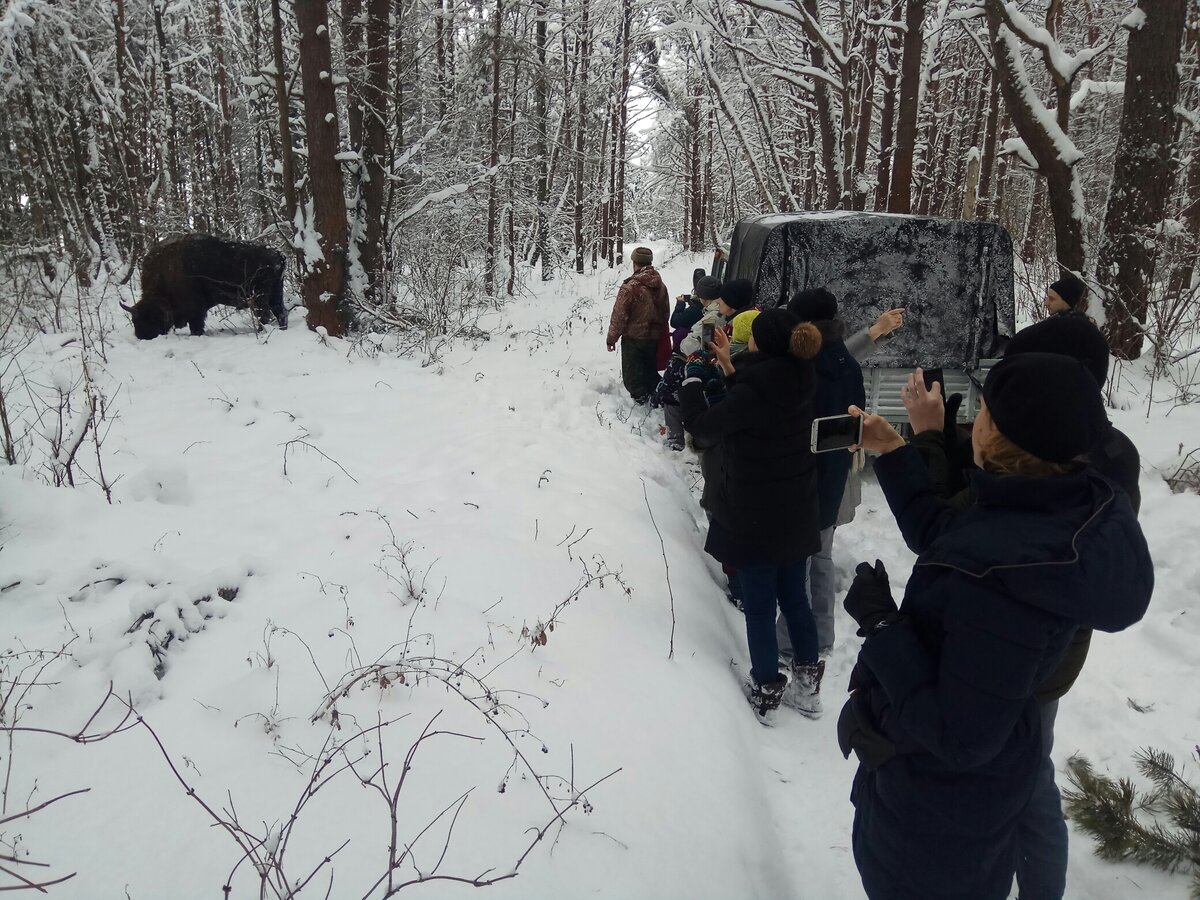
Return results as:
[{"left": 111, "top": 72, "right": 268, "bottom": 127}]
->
[
  {"left": 626, "top": 266, "right": 664, "bottom": 292},
  {"left": 814, "top": 335, "right": 857, "bottom": 382},
  {"left": 916, "top": 469, "right": 1153, "bottom": 633}
]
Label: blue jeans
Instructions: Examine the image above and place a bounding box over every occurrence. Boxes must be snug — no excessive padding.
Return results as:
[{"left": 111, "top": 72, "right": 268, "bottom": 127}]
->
[
  {"left": 1016, "top": 700, "right": 1067, "bottom": 899},
  {"left": 739, "top": 560, "right": 818, "bottom": 683},
  {"left": 778, "top": 526, "right": 835, "bottom": 661}
]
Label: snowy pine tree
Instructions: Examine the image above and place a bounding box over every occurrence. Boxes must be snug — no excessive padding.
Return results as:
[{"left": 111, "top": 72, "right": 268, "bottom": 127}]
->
[{"left": 1064, "top": 747, "right": 1200, "bottom": 898}]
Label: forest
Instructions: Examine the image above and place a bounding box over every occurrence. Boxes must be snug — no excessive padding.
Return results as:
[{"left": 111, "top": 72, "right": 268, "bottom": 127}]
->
[{"left": 0, "top": 0, "right": 1197, "bottom": 361}]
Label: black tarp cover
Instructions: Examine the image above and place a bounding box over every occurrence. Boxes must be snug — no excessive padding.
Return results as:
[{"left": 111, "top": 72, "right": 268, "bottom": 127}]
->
[{"left": 726, "top": 212, "right": 1015, "bottom": 368}]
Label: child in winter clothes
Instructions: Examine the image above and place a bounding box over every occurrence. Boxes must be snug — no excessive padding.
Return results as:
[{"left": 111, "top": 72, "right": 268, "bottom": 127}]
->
[
  {"left": 729, "top": 308, "right": 759, "bottom": 357},
  {"left": 671, "top": 273, "right": 720, "bottom": 352},
  {"left": 655, "top": 276, "right": 724, "bottom": 450},
  {"left": 839, "top": 352, "right": 1153, "bottom": 900},
  {"left": 680, "top": 309, "right": 826, "bottom": 721}
]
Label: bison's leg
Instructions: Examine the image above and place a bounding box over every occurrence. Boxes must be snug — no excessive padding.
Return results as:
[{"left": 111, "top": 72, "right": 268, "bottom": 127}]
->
[
  {"left": 189, "top": 310, "right": 207, "bottom": 336},
  {"left": 268, "top": 275, "right": 288, "bottom": 329}
]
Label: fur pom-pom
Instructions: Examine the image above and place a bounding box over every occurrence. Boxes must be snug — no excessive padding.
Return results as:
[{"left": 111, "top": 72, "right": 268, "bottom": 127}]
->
[{"left": 789, "top": 322, "right": 822, "bottom": 360}]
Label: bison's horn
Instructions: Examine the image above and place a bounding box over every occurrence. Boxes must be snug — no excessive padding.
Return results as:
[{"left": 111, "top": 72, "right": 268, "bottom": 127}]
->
[{"left": 119, "top": 301, "right": 134, "bottom": 314}]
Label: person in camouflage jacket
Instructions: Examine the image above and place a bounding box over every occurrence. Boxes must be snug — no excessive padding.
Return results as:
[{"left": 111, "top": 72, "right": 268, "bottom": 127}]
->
[{"left": 607, "top": 246, "right": 670, "bottom": 403}]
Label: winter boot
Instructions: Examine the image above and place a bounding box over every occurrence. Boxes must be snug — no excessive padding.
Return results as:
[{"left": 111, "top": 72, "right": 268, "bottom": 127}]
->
[
  {"left": 745, "top": 673, "right": 787, "bottom": 723},
  {"left": 782, "top": 659, "right": 825, "bottom": 719}
]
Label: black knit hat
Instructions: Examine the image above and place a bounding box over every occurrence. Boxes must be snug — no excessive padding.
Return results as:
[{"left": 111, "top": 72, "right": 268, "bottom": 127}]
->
[
  {"left": 752, "top": 308, "right": 800, "bottom": 356},
  {"left": 1006, "top": 312, "right": 1110, "bottom": 386},
  {"left": 788, "top": 287, "right": 838, "bottom": 322},
  {"left": 631, "top": 246, "right": 653, "bottom": 266},
  {"left": 721, "top": 278, "right": 755, "bottom": 312},
  {"left": 1049, "top": 272, "right": 1087, "bottom": 310},
  {"left": 983, "top": 352, "right": 1108, "bottom": 463},
  {"left": 694, "top": 276, "right": 722, "bottom": 301}
]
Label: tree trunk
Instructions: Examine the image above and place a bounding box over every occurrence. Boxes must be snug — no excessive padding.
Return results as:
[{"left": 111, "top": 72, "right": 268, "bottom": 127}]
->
[
  {"left": 976, "top": 76, "right": 1001, "bottom": 219},
  {"left": 1099, "top": 0, "right": 1188, "bottom": 359},
  {"left": 887, "top": 0, "right": 923, "bottom": 213},
  {"left": 534, "top": 0, "right": 551, "bottom": 279},
  {"left": 271, "top": 0, "right": 298, "bottom": 232},
  {"left": 875, "top": 28, "right": 898, "bottom": 211},
  {"left": 358, "top": 0, "right": 389, "bottom": 305},
  {"left": 985, "top": 0, "right": 1085, "bottom": 273},
  {"left": 342, "top": 0, "right": 364, "bottom": 157},
  {"left": 152, "top": 3, "right": 184, "bottom": 219},
  {"left": 615, "top": 0, "right": 631, "bottom": 265},
  {"left": 484, "top": 0, "right": 503, "bottom": 295},
  {"left": 851, "top": 12, "right": 880, "bottom": 211},
  {"left": 803, "top": 0, "right": 842, "bottom": 208},
  {"left": 212, "top": 0, "right": 238, "bottom": 230},
  {"left": 574, "top": 0, "right": 589, "bottom": 274},
  {"left": 434, "top": 0, "right": 447, "bottom": 117},
  {"left": 296, "top": 0, "right": 348, "bottom": 334}
]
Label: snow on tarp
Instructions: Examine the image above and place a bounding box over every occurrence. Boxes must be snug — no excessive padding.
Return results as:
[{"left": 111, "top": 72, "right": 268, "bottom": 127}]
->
[{"left": 730, "top": 212, "right": 1015, "bottom": 368}]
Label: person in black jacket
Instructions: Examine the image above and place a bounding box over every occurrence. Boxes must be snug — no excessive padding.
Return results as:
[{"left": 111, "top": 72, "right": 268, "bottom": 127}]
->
[
  {"left": 782, "top": 287, "right": 866, "bottom": 656},
  {"left": 902, "top": 313, "right": 1143, "bottom": 898},
  {"left": 679, "top": 308, "right": 825, "bottom": 721},
  {"left": 838, "top": 352, "right": 1154, "bottom": 900}
]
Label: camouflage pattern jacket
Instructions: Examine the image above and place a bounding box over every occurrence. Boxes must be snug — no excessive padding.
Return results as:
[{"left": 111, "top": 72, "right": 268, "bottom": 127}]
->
[{"left": 606, "top": 266, "right": 669, "bottom": 345}]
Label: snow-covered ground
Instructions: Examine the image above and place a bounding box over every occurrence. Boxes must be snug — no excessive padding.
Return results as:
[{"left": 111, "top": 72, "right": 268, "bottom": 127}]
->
[{"left": 2, "top": 249, "right": 1198, "bottom": 898}]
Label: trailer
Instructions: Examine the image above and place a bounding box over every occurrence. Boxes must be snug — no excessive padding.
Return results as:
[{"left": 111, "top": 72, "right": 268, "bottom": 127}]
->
[{"left": 708, "top": 212, "right": 1016, "bottom": 423}]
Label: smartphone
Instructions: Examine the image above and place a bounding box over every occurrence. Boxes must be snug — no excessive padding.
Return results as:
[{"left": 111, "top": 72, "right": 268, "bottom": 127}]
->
[
  {"left": 811, "top": 414, "right": 864, "bottom": 454},
  {"left": 702, "top": 323, "right": 715, "bottom": 347},
  {"left": 922, "top": 367, "right": 945, "bottom": 395}
]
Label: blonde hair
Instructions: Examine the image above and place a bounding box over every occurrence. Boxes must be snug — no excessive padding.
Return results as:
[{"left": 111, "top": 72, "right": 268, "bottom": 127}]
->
[{"left": 977, "top": 429, "right": 1073, "bottom": 478}]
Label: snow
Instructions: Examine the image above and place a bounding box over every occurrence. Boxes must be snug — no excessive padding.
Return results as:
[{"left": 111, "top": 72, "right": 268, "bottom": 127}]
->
[
  {"left": 1070, "top": 79, "right": 1125, "bottom": 114},
  {"left": 996, "top": 25, "right": 1084, "bottom": 167},
  {"left": 1122, "top": 7, "right": 1147, "bottom": 31},
  {"left": 2, "top": 249, "right": 1199, "bottom": 898}
]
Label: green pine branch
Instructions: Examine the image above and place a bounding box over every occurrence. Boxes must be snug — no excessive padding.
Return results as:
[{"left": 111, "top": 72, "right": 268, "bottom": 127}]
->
[{"left": 1063, "top": 748, "right": 1200, "bottom": 899}]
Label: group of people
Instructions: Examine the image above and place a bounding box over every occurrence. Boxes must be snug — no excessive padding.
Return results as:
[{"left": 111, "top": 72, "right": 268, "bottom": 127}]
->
[{"left": 606, "top": 249, "right": 1155, "bottom": 900}]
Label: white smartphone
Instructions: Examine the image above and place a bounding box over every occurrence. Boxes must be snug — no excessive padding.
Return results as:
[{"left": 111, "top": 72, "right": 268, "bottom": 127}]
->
[{"left": 811, "top": 414, "right": 863, "bottom": 454}]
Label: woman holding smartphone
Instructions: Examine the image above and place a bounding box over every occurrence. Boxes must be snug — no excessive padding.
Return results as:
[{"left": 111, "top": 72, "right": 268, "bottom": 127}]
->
[
  {"left": 837, "top": 352, "right": 1153, "bottom": 900},
  {"left": 679, "top": 307, "right": 826, "bottom": 721}
]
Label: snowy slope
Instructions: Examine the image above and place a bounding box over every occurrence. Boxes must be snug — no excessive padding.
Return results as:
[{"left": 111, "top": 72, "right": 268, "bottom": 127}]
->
[{"left": 1, "top": 249, "right": 1198, "bottom": 899}]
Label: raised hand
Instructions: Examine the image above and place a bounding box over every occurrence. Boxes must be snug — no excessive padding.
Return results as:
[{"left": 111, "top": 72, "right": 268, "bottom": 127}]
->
[
  {"left": 869, "top": 308, "right": 905, "bottom": 341},
  {"left": 902, "top": 368, "right": 944, "bottom": 435}
]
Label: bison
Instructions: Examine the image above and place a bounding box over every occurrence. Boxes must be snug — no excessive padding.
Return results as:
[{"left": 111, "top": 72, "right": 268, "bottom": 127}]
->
[{"left": 123, "top": 235, "right": 289, "bottom": 340}]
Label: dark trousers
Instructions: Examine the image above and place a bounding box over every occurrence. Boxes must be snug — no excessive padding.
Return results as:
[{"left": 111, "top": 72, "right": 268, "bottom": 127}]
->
[
  {"left": 664, "top": 403, "right": 684, "bottom": 448},
  {"left": 1016, "top": 700, "right": 1067, "bottom": 899},
  {"left": 620, "top": 336, "right": 660, "bottom": 403},
  {"left": 739, "top": 560, "right": 818, "bottom": 684}
]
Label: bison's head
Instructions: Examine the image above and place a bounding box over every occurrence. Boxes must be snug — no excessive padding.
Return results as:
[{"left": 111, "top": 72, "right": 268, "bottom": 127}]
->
[{"left": 121, "top": 301, "right": 172, "bottom": 340}]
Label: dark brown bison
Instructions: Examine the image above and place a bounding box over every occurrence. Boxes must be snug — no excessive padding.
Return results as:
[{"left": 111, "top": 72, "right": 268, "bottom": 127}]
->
[{"left": 123, "top": 235, "right": 289, "bottom": 340}]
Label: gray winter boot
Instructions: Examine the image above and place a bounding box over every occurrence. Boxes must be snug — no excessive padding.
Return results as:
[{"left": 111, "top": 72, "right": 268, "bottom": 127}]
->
[
  {"left": 745, "top": 673, "right": 788, "bottom": 724},
  {"left": 783, "top": 659, "right": 825, "bottom": 719}
]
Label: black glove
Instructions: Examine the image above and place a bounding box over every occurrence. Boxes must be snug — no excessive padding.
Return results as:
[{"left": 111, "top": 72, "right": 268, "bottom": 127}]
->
[
  {"left": 943, "top": 392, "right": 964, "bottom": 434},
  {"left": 837, "top": 690, "right": 900, "bottom": 769},
  {"left": 942, "top": 393, "right": 969, "bottom": 494},
  {"left": 844, "top": 559, "right": 897, "bottom": 636}
]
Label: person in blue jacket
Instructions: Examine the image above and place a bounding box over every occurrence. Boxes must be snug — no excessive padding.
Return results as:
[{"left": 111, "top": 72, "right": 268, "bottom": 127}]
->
[
  {"left": 837, "top": 352, "right": 1154, "bottom": 900},
  {"left": 785, "top": 287, "right": 866, "bottom": 655}
]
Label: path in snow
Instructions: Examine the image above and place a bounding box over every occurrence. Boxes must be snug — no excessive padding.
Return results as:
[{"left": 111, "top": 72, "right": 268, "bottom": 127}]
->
[{"left": 1, "top": 249, "right": 1197, "bottom": 898}]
